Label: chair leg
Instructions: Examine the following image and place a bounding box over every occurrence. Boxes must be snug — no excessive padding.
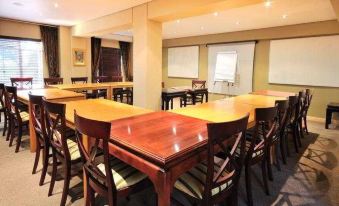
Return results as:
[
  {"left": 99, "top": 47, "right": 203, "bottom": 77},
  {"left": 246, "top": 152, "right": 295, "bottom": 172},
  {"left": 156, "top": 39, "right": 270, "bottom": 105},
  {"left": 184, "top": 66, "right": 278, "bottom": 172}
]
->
[
  {"left": 245, "top": 165, "right": 253, "bottom": 206},
  {"left": 60, "top": 163, "right": 71, "bottom": 206},
  {"left": 286, "top": 133, "right": 291, "bottom": 157},
  {"left": 6, "top": 115, "right": 11, "bottom": 141},
  {"left": 9, "top": 119, "right": 15, "bottom": 147},
  {"left": 15, "top": 126, "right": 23, "bottom": 153},
  {"left": 303, "top": 116, "right": 309, "bottom": 135},
  {"left": 2, "top": 113, "right": 7, "bottom": 136},
  {"left": 292, "top": 126, "right": 299, "bottom": 153},
  {"left": 280, "top": 133, "right": 287, "bottom": 164},
  {"left": 86, "top": 178, "right": 95, "bottom": 206},
  {"left": 261, "top": 159, "right": 270, "bottom": 195},
  {"left": 32, "top": 144, "right": 41, "bottom": 174},
  {"left": 297, "top": 122, "right": 302, "bottom": 147},
  {"left": 298, "top": 119, "right": 304, "bottom": 139},
  {"left": 48, "top": 151, "right": 57, "bottom": 196},
  {"left": 275, "top": 144, "right": 281, "bottom": 171},
  {"left": 267, "top": 150, "right": 273, "bottom": 181},
  {"left": 39, "top": 146, "right": 49, "bottom": 186}
]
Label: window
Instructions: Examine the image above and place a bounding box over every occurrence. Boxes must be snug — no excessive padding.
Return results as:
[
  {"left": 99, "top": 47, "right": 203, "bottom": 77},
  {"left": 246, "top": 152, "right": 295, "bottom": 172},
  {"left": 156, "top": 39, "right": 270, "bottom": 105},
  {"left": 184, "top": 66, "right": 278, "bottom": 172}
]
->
[
  {"left": 0, "top": 37, "right": 43, "bottom": 86},
  {"left": 214, "top": 51, "right": 238, "bottom": 83}
]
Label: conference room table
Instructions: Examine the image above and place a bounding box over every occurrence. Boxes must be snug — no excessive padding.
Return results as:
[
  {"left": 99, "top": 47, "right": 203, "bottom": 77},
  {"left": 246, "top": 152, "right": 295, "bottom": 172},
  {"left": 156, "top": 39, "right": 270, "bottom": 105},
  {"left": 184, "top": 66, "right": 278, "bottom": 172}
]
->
[
  {"left": 16, "top": 88, "right": 85, "bottom": 152},
  {"left": 251, "top": 90, "right": 296, "bottom": 98},
  {"left": 59, "top": 93, "right": 285, "bottom": 206},
  {"left": 49, "top": 81, "right": 133, "bottom": 100}
]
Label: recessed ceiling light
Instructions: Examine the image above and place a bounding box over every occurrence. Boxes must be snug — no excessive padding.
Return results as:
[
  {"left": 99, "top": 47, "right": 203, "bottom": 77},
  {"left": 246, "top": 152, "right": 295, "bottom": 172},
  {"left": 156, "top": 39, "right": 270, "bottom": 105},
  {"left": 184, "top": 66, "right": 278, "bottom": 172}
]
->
[
  {"left": 54, "top": 2, "right": 59, "bottom": 8},
  {"left": 13, "top": 2, "right": 23, "bottom": 6},
  {"left": 282, "top": 14, "right": 288, "bottom": 19},
  {"left": 236, "top": 21, "right": 240, "bottom": 25},
  {"left": 176, "top": 19, "right": 181, "bottom": 23},
  {"left": 200, "top": 26, "right": 204, "bottom": 30},
  {"left": 264, "top": 0, "right": 272, "bottom": 8},
  {"left": 39, "top": 12, "right": 43, "bottom": 16},
  {"left": 213, "top": 12, "right": 218, "bottom": 16}
]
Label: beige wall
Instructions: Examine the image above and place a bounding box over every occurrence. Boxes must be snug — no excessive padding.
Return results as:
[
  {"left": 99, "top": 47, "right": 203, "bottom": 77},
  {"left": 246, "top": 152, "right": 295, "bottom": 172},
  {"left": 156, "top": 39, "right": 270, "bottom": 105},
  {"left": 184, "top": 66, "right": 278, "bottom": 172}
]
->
[{"left": 163, "top": 20, "right": 339, "bottom": 118}]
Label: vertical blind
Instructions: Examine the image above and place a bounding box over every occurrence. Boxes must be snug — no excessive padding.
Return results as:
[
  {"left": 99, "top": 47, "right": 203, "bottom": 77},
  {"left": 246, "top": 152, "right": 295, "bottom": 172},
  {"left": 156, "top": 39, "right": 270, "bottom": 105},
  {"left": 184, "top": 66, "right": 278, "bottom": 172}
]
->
[{"left": 0, "top": 37, "right": 43, "bottom": 86}]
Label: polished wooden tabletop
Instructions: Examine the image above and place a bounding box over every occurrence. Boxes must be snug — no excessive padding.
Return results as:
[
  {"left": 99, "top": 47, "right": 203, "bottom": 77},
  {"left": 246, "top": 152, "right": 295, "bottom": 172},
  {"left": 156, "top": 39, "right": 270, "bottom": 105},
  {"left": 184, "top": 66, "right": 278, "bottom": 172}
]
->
[
  {"left": 232, "top": 94, "right": 286, "bottom": 106},
  {"left": 64, "top": 99, "right": 151, "bottom": 127},
  {"left": 49, "top": 81, "right": 133, "bottom": 90},
  {"left": 251, "top": 90, "right": 296, "bottom": 97},
  {"left": 17, "top": 88, "right": 85, "bottom": 104},
  {"left": 109, "top": 111, "right": 208, "bottom": 166}
]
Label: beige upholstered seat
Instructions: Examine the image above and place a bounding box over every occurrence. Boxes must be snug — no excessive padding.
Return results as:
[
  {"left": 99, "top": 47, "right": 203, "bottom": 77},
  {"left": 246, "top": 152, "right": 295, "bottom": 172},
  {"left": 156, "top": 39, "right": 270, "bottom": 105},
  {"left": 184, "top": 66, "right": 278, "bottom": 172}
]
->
[
  {"left": 174, "top": 156, "right": 233, "bottom": 199},
  {"left": 52, "top": 131, "right": 81, "bottom": 161},
  {"left": 97, "top": 158, "right": 147, "bottom": 190},
  {"left": 236, "top": 140, "right": 264, "bottom": 158},
  {"left": 19, "top": 111, "right": 29, "bottom": 122}
]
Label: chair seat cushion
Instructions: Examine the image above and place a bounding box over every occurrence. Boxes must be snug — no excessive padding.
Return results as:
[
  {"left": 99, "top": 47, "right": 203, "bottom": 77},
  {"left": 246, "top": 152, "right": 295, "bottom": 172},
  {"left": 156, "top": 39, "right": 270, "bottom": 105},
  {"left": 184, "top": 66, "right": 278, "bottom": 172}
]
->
[
  {"left": 174, "top": 156, "right": 233, "bottom": 199},
  {"left": 20, "top": 111, "right": 29, "bottom": 122},
  {"left": 52, "top": 131, "right": 81, "bottom": 161},
  {"left": 236, "top": 141, "right": 264, "bottom": 158},
  {"left": 97, "top": 158, "right": 147, "bottom": 190}
]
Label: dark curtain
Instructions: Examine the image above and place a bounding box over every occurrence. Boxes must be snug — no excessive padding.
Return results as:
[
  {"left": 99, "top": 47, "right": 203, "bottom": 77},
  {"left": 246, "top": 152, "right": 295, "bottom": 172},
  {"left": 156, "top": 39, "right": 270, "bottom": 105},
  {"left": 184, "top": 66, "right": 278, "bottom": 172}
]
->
[
  {"left": 119, "top": 41, "right": 131, "bottom": 81},
  {"left": 91, "top": 37, "right": 102, "bottom": 82},
  {"left": 40, "top": 26, "right": 59, "bottom": 77}
]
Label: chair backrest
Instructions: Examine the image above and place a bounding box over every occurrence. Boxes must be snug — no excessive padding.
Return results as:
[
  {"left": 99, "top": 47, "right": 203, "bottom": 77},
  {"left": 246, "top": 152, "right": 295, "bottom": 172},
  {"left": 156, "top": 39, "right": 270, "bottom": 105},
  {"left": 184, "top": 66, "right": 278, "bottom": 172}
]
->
[
  {"left": 11, "top": 77, "right": 33, "bottom": 89},
  {"left": 29, "top": 94, "right": 47, "bottom": 145},
  {"left": 288, "top": 96, "right": 298, "bottom": 124},
  {"left": 43, "top": 100, "right": 71, "bottom": 161},
  {"left": 305, "top": 89, "right": 313, "bottom": 112},
  {"left": 247, "top": 106, "right": 278, "bottom": 160},
  {"left": 71, "top": 77, "right": 88, "bottom": 84},
  {"left": 203, "top": 114, "right": 249, "bottom": 204},
  {"left": 93, "top": 76, "right": 110, "bottom": 83},
  {"left": 0, "top": 83, "right": 5, "bottom": 109},
  {"left": 4, "top": 86, "right": 23, "bottom": 122},
  {"left": 275, "top": 100, "right": 289, "bottom": 137},
  {"left": 44, "top": 78, "right": 63, "bottom": 86},
  {"left": 297, "top": 90, "right": 307, "bottom": 119},
  {"left": 111, "top": 76, "right": 122, "bottom": 82},
  {"left": 192, "top": 80, "right": 206, "bottom": 89},
  {"left": 74, "top": 111, "right": 115, "bottom": 200}
]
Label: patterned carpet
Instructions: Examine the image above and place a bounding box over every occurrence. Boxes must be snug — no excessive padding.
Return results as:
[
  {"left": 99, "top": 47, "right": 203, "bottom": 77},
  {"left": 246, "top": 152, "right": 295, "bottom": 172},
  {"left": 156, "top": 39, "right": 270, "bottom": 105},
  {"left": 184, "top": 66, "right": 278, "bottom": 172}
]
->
[{"left": 0, "top": 118, "right": 338, "bottom": 206}]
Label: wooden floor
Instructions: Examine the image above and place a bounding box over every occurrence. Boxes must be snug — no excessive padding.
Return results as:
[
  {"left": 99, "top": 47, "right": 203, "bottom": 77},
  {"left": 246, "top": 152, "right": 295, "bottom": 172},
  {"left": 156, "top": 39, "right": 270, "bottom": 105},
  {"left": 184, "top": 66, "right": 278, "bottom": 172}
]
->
[{"left": 0, "top": 113, "right": 338, "bottom": 206}]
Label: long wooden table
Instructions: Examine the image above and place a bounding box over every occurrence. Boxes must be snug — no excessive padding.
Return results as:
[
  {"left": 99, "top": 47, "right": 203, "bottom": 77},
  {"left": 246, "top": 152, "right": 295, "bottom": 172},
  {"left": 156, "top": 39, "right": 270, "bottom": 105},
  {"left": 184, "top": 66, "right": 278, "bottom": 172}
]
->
[
  {"left": 251, "top": 90, "right": 296, "bottom": 98},
  {"left": 17, "top": 88, "right": 85, "bottom": 152},
  {"left": 49, "top": 82, "right": 133, "bottom": 100}
]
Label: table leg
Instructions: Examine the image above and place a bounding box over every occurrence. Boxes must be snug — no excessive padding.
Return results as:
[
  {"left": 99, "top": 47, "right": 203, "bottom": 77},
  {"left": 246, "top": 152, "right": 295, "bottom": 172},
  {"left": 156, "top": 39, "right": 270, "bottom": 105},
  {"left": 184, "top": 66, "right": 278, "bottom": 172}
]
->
[
  {"left": 192, "top": 93, "right": 196, "bottom": 105},
  {"left": 153, "top": 172, "right": 172, "bottom": 206},
  {"left": 166, "top": 99, "right": 170, "bottom": 110},
  {"left": 106, "top": 87, "right": 112, "bottom": 100},
  {"left": 83, "top": 134, "right": 90, "bottom": 205},
  {"left": 171, "top": 98, "right": 173, "bottom": 109},
  {"left": 325, "top": 109, "right": 332, "bottom": 129},
  {"left": 28, "top": 103, "right": 37, "bottom": 152},
  {"left": 205, "top": 91, "right": 208, "bottom": 102}
]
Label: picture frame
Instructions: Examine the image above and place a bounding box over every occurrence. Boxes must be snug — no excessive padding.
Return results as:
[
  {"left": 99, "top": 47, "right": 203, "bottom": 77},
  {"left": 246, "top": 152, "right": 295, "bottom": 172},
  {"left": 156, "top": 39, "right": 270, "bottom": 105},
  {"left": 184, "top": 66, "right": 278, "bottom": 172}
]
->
[{"left": 73, "top": 48, "right": 86, "bottom": 66}]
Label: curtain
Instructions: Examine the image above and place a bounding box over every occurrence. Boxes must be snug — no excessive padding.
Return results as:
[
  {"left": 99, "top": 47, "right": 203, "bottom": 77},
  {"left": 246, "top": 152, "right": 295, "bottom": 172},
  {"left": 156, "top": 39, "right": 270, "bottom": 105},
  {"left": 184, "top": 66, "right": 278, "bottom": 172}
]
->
[
  {"left": 119, "top": 41, "right": 132, "bottom": 81},
  {"left": 40, "top": 26, "right": 59, "bottom": 77},
  {"left": 91, "top": 37, "right": 102, "bottom": 82}
]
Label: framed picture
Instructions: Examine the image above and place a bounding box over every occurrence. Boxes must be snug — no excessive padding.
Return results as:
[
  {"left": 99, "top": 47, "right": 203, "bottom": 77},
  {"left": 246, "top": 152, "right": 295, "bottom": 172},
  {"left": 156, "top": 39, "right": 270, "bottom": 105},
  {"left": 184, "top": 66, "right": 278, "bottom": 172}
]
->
[{"left": 73, "top": 49, "right": 86, "bottom": 66}]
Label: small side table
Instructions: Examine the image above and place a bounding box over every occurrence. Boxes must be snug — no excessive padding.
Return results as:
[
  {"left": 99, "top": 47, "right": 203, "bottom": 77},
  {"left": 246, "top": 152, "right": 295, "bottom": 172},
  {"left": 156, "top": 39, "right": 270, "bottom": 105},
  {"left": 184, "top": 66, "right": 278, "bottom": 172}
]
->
[
  {"left": 326, "top": 102, "right": 339, "bottom": 129},
  {"left": 161, "top": 89, "right": 187, "bottom": 110}
]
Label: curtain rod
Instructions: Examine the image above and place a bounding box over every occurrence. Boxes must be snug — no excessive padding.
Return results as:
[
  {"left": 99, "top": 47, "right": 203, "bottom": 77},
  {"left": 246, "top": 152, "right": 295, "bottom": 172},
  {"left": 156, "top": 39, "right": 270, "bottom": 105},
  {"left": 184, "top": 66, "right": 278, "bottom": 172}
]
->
[
  {"left": 205, "top": 40, "right": 258, "bottom": 47},
  {"left": 0, "top": 17, "right": 58, "bottom": 27}
]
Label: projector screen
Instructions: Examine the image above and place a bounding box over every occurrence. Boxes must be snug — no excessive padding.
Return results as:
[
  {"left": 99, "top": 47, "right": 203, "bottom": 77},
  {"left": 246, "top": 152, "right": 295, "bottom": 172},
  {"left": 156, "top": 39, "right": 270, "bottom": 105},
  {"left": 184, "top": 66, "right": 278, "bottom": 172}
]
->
[
  {"left": 269, "top": 35, "right": 339, "bottom": 87},
  {"left": 168, "top": 46, "right": 199, "bottom": 78}
]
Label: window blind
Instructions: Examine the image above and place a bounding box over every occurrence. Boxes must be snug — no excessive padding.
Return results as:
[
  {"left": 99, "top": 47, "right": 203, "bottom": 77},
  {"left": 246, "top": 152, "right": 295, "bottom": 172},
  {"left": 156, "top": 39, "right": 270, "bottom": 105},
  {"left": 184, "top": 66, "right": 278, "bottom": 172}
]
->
[{"left": 0, "top": 38, "right": 43, "bottom": 86}]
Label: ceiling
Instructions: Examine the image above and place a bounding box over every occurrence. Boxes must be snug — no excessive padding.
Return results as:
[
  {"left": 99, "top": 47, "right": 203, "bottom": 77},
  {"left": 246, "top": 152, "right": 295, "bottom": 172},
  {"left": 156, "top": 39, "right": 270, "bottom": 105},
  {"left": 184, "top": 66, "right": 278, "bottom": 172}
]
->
[
  {"left": 162, "top": 0, "right": 337, "bottom": 39},
  {"left": 0, "top": 0, "right": 337, "bottom": 40},
  {"left": 0, "top": 0, "right": 152, "bottom": 26}
]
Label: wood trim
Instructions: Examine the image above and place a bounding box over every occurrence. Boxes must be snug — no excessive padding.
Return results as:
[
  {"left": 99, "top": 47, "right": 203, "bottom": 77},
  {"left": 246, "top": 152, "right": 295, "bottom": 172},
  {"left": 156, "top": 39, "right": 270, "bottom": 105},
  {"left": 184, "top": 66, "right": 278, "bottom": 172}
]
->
[
  {"left": 0, "top": 17, "right": 58, "bottom": 27},
  {"left": 0, "top": 35, "right": 41, "bottom": 42}
]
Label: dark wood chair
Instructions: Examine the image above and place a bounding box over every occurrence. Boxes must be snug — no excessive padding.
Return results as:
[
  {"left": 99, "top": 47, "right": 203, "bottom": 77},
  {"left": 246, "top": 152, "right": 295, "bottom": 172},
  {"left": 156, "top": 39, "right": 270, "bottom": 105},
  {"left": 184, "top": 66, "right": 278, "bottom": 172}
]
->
[
  {"left": 10, "top": 77, "right": 33, "bottom": 89},
  {"left": 0, "top": 83, "right": 8, "bottom": 137},
  {"left": 112, "top": 76, "right": 133, "bottom": 105},
  {"left": 44, "top": 77, "right": 63, "bottom": 86},
  {"left": 4, "top": 86, "right": 29, "bottom": 152},
  {"left": 286, "top": 95, "right": 302, "bottom": 154},
  {"left": 297, "top": 91, "right": 307, "bottom": 140},
  {"left": 43, "top": 100, "right": 82, "bottom": 206},
  {"left": 243, "top": 106, "right": 278, "bottom": 206},
  {"left": 302, "top": 89, "right": 313, "bottom": 134},
  {"left": 173, "top": 114, "right": 249, "bottom": 205},
  {"left": 29, "top": 94, "right": 51, "bottom": 186},
  {"left": 71, "top": 77, "right": 96, "bottom": 99},
  {"left": 74, "top": 111, "right": 150, "bottom": 206},
  {"left": 275, "top": 100, "right": 290, "bottom": 165},
  {"left": 93, "top": 76, "right": 110, "bottom": 98},
  {"left": 180, "top": 80, "right": 207, "bottom": 106}
]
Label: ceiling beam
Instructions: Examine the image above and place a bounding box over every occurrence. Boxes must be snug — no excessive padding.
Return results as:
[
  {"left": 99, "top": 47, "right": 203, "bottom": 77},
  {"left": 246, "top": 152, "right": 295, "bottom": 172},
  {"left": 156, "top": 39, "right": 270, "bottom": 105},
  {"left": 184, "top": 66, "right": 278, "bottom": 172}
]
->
[
  {"left": 147, "top": 0, "right": 263, "bottom": 22},
  {"left": 72, "top": 9, "right": 132, "bottom": 37},
  {"left": 331, "top": 0, "right": 339, "bottom": 21}
]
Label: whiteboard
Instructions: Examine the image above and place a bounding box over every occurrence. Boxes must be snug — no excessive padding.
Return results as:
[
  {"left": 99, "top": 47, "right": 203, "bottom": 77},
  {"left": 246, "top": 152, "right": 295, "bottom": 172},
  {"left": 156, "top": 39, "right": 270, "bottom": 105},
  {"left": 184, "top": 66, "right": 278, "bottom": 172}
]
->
[
  {"left": 168, "top": 46, "right": 199, "bottom": 78},
  {"left": 214, "top": 51, "right": 238, "bottom": 82},
  {"left": 208, "top": 42, "right": 255, "bottom": 95},
  {"left": 269, "top": 35, "right": 339, "bottom": 87}
]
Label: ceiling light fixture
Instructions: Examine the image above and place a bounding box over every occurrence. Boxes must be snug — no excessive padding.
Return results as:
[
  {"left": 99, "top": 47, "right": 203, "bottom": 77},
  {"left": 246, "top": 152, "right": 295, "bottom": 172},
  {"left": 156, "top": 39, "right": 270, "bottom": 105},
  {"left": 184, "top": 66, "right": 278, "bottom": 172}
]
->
[
  {"left": 213, "top": 12, "right": 218, "bottom": 16},
  {"left": 54, "top": 2, "right": 59, "bottom": 8},
  {"left": 200, "top": 26, "right": 204, "bottom": 30},
  {"left": 176, "top": 19, "right": 181, "bottom": 23},
  {"left": 236, "top": 21, "right": 240, "bottom": 25},
  {"left": 264, "top": 0, "right": 272, "bottom": 8},
  {"left": 282, "top": 14, "right": 288, "bottom": 19}
]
